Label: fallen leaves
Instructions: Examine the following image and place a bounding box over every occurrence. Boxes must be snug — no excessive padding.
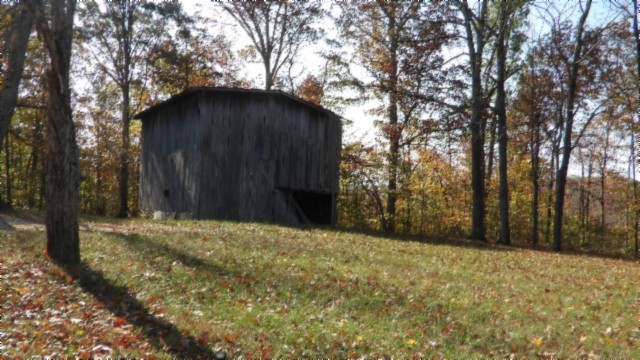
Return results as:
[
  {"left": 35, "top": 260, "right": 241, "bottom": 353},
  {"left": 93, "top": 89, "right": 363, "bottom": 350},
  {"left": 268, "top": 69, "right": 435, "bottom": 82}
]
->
[
  {"left": 0, "top": 236, "right": 155, "bottom": 357},
  {"left": 4, "top": 215, "right": 640, "bottom": 358},
  {"left": 113, "top": 317, "right": 127, "bottom": 327},
  {"left": 531, "top": 336, "right": 543, "bottom": 346}
]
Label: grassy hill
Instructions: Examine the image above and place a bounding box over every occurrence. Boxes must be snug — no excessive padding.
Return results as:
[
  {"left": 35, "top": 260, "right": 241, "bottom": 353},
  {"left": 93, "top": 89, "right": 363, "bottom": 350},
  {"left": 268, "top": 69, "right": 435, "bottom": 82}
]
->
[{"left": 1, "top": 214, "right": 639, "bottom": 357}]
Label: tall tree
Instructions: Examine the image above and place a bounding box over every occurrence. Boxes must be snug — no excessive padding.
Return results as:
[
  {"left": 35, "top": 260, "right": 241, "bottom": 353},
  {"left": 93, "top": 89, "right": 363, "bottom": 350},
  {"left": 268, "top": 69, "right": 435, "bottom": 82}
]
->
[
  {"left": 631, "top": 0, "right": 639, "bottom": 257},
  {"left": 333, "top": 1, "right": 451, "bottom": 232},
  {"left": 494, "top": 1, "right": 513, "bottom": 245},
  {"left": 454, "top": 0, "right": 491, "bottom": 241},
  {"left": 514, "top": 52, "right": 547, "bottom": 245},
  {"left": 220, "top": 1, "right": 321, "bottom": 91},
  {"left": 552, "top": 0, "right": 592, "bottom": 251},
  {"left": 77, "top": 1, "right": 185, "bottom": 218},
  {"left": 632, "top": 0, "right": 639, "bottom": 258},
  {"left": 0, "top": 3, "right": 33, "bottom": 208},
  {"left": 28, "top": 0, "right": 80, "bottom": 264}
]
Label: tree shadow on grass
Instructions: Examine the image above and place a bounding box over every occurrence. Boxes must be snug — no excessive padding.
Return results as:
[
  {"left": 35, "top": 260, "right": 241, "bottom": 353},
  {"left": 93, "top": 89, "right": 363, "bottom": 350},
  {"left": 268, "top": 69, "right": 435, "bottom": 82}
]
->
[
  {"left": 0, "top": 217, "right": 14, "bottom": 231},
  {"left": 330, "top": 224, "right": 640, "bottom": 262},
  {"left": 106, "top": 231, "right": 244, "bottom": 278},
  {"left": 282, "top": 222, "right": 515, "bottom": 253},
  {"left": 62, "top": 261, "right": 222, "bottom": 359},
  {"left": 91, "top": 229, "right": 436, "bottom": 318}
]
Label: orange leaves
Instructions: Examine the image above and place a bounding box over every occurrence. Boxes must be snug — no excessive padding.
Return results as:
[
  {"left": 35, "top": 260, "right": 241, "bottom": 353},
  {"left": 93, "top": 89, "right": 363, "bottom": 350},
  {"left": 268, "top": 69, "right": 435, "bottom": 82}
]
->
[
  {"left": 197, "top": 331, "right": 210, "bottom": 346},
  {"left": 219, "top": 280, "right": 234, "bottom": 292},
  {"left": 113, "top": 317, "right": 127, "bottom": 327},
  {"left": 13, "top": 287, "right": 32, "bottom": 296},
  {"left": 260, "top": 344, "right": 273, "bottom": 358},
  {"left": 117, "top": 334, "right": 139, "bottom": 347},
  {"left": 224, "top": 333, "right": 237, "bottom": 344}
]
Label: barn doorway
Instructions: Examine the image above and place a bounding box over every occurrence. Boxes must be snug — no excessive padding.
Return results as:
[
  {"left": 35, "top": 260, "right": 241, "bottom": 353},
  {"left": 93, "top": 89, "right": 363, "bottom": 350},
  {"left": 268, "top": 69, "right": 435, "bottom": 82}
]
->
[{"left": 281, "top": 189, "right": 333, "bottom": 225}]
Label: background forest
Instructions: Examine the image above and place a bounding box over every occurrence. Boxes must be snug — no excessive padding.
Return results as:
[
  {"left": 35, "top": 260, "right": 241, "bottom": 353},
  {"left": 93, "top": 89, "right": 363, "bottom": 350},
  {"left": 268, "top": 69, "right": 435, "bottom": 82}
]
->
[{"left": 0, "top": 0, "right": 638, "bottom": 258}]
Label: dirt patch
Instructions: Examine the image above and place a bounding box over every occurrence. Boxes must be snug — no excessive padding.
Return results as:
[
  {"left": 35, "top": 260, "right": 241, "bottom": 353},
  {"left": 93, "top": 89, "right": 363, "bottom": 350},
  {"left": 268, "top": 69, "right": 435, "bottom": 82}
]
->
[{"left": 0, "top": 211, "right": 45, "bottom": 231}]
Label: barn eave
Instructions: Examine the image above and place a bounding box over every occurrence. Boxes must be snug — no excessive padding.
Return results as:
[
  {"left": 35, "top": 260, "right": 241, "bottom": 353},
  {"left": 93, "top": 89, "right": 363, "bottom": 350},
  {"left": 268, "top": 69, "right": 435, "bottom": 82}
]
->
[{"left": 133, "top": 87, "right": 341, "bottom": 121}]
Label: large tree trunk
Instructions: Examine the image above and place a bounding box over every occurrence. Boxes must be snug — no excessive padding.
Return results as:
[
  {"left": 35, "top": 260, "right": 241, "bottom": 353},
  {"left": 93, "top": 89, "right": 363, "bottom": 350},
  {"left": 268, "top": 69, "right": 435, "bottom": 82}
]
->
[
  {"left": 0, "top": 4, "right": 33, "bottom": 207},
  {"left": 117, "top": 4, "right": 133, "bottom": 219},
  {"left": 579, "top": 154, "right": 586, "bottom": 242},
  {"left": 384, "top": 8, "right": 400, "bottom": 233},
  {"left": 586, "top": 156, "right": 593, "bottom": 243},
  {"left": 599, "top": 125, "right": 610, "bottom": 239},
  {"left": 461, "top": 1, "right": 488, "bottom": 241},
  {"left": 495, "top": 0, "right": 510, "bottom": 245},
  {"left": 29, "top": 0, "right": 80, "bottom": 265},
  {"left": 633, "top": 0, "right": 639, "bottom": 258},
  {"left": 530, "top": 113, "right": 541, "bottom": 245},
  {"left": 485, "top": 114, "right": 497, "bottom": 192},
  {"left": 552, "top": 0, "right": 591, "bottom": 251},
  {"left": 544, "top": 150, "right": 555, "bottom": 243},
  {"left": 117, "top": 83, "right": 130, "bottom": 218},
  {"left": 553, "top": 150, "right": 571, "bottom": 251},
  {"left": 4, "top": 136, "right": 11, "bottom": 206},
  {"left": 264, "top": 56, "right": 273, "bottom": 91},
  {"left": 632, "top": 129, "right": 638, "bottom": 257}
]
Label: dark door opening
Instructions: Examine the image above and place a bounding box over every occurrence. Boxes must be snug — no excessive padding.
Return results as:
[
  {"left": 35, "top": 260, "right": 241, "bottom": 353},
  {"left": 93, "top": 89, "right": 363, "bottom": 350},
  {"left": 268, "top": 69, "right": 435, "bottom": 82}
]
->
[{"left": 284, "top": 189, "right": 333, "bottom": 225}]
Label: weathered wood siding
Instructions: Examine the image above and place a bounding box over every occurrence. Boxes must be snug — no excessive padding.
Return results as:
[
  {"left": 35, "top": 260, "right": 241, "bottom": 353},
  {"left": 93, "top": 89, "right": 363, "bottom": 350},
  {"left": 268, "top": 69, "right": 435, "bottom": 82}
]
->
[{"left": 138, "top": 88, "right": 341, "bottom": 225}]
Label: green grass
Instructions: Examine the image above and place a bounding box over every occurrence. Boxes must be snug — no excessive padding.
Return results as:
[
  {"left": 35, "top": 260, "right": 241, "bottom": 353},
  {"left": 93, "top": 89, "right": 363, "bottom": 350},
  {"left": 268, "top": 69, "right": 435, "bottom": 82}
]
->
[{"left": 2, "top": 217, "right": 640, "bottom": 357}]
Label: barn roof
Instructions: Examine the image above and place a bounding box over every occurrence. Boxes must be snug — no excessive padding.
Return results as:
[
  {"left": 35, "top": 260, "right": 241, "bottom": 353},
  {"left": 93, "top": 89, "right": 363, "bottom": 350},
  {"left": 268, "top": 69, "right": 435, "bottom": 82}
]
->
[{"left": 133, "top": 87, "right": 340, "bottom": 120}]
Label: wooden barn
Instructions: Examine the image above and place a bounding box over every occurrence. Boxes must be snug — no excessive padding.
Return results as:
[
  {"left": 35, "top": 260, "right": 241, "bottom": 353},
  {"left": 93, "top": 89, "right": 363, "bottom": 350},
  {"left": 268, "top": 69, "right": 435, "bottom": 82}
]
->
[{"left": 134, "top": 87, "right": 342, "bottom": 225}]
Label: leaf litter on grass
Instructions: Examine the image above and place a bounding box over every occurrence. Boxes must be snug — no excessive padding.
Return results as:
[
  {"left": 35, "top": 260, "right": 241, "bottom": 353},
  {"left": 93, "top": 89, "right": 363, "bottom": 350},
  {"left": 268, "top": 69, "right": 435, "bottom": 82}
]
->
[
  {"left": 0, "top": 232, "right": 156, "bottom": 358},
  {"left": 2, "top": 217, "right": 640, "bottom": 357}
]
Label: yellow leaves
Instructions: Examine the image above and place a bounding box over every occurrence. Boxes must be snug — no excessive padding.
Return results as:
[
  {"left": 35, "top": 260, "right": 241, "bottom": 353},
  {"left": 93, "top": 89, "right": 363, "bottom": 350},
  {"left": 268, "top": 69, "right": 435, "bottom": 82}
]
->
[
  {"left": 531, "top": 336, "right": 543, "bottom": 346},
  {"left": 407, "top": 338, "right": 417, "bottom": 346},
  {"left": 356, "top": 335, "right": 364, "bottom": 342},
  {"left": 13, "top": 287, "right": 32, "bottom": 295}
]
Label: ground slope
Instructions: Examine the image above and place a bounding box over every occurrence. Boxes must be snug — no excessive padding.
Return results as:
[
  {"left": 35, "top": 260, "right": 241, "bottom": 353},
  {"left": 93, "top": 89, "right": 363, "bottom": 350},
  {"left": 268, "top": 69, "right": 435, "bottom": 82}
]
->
[{"left": 1, "top": 214, "right": 639, "bottom": 357}]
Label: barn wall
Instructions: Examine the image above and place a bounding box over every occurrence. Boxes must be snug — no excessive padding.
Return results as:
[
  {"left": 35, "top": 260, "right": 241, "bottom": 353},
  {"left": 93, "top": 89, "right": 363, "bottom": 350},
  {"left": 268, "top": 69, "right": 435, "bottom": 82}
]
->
[
  {"left": 139, "top": 89, "right": 341, "bottom": 224},
  {"left": 139, "top": 95, "right": 202, "bottom": 215}
]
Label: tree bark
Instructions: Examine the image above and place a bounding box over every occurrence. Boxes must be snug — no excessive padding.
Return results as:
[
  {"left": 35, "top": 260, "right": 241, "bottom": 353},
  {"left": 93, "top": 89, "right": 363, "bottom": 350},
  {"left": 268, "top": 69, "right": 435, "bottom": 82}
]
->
[
  {"left": 495, "top": 0, "right": 510, "bottom": 245},
  {"left": 485, "top": 114, "right": 497, "bottom": 192},
  {"left": 632, "top": 0, "right": 639, "bottom": 258},
  {"left": 117, "top": 83, "right": 130, "bottom": 218},
  {"left": 460, "top": 0, "right": 488, "bottom": 241},
  {"left": 4, "top": 135, "right": 11, "bottom": 206},
  {"left": 29, "top": 0, "right": 80, "bottom": 264},
  {"left": 599, "top": 124, "right": 611, "bottom": 238},
  {"left": 586, "top": 156, "right": 593, "bottom": 243},
  {"left": 545, "top": 150, "right": 555, "bottom": 243},
  {"left": 117, "top": 3, "right": 133, "bottom": 219},
  {"left": 385, "top": 10, "right": 400, "bottom": 233},
  {"left": 530, "top": 113, "right": 541, "bottom": 245},
  {"left": 264, "top": 56, "right": 273, "bottom": 91},
  {"left": 579, "top": 153, "right": 586, "bottom": 242},
  {"left": 552, "top": 0, "right": 592, "bottom": 251}
]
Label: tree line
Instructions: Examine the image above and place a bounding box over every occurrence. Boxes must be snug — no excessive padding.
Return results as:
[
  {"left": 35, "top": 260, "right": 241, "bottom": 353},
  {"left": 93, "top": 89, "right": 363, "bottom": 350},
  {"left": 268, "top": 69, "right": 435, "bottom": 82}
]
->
[{"left": 0, "top": 1, "right": 637, "bottom": 264}]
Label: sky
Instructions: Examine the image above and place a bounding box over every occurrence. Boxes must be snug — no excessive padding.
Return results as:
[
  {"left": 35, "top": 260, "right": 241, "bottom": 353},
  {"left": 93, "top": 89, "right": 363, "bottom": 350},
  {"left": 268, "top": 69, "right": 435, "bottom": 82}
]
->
[
  {"left": 181, "top": 1, "right": 634, "bottom": 177},
  {"left": 184, "top": 0, "right": 629, "bottom": 136}
]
